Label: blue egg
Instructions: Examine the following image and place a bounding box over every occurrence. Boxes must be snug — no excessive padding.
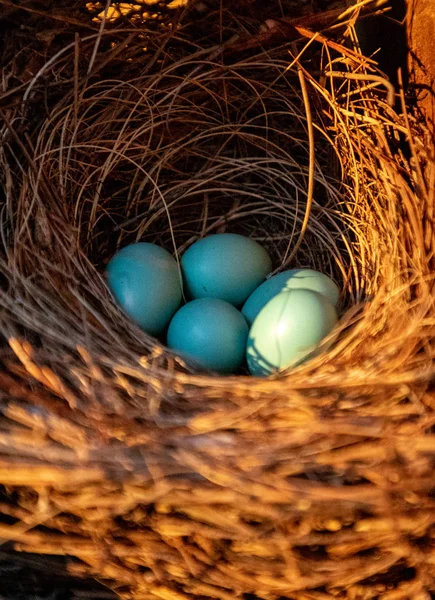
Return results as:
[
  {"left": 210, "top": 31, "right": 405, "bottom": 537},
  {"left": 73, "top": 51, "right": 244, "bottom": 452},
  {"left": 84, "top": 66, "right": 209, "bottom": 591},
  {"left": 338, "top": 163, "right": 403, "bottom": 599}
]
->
[
  {"left": 167, "top": 298, "right": 249, "bottom": 374},
  {"left": 106, "top": 242, "right": 182, "bottom": 336},
  {"left": 242, "top": 268, "right": 340, "bottom": 325},
  {"left": 247, "top": 289, "right": 337, "bottom": 377},
  {"left": 181, "top": 233, "right": 272, "bottom": 306}
]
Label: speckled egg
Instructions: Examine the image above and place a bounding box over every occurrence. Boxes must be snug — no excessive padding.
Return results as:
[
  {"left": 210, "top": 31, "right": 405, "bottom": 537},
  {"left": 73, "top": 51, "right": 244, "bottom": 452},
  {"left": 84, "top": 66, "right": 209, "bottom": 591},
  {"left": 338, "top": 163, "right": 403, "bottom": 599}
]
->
[
  {"left": 246, "top": 288, "right": 338, "bottom": 377},
  {"left": 106, "top": 242, "right": 182, "bottom": 336},
  {"left": 242, "top": 268, "right": 339, "bottom": 325},
  {"left": 167, "top": 298, "right": 249, "bottom": 374},
  {"left": 181, "top": 233, "right": 272, "bottom": 306}
]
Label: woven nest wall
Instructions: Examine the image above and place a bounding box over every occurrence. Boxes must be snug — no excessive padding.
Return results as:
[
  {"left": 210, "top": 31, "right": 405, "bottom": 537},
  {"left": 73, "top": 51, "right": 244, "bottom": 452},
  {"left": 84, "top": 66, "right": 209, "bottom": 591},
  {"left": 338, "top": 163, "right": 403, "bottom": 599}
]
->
[{"left": 1, "top": 1, "right": 435, "bottom": 599}]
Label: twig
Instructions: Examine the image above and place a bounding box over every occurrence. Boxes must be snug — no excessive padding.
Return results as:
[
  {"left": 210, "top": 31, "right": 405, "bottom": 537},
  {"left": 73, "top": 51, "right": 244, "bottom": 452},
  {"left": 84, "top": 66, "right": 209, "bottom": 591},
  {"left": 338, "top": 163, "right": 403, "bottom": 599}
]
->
[
  {"left": 325, "top": 70, "right": 395, "bottom": 107},
  {"left": 278, "top": 51, "right": 315, "bottom": 270}
]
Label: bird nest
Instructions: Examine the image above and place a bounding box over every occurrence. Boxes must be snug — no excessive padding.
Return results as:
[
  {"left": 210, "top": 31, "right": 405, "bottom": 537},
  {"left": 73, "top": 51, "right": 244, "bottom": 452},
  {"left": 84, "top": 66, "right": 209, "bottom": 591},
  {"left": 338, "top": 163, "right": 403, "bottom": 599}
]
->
[{"left": 0, "top": 1, "right": 435, "bottom": 599}]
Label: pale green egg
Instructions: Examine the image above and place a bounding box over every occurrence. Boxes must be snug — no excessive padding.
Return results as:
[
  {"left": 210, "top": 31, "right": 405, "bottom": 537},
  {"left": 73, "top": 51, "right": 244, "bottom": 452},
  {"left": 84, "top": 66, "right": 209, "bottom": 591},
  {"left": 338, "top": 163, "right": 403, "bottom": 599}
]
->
[
  {"left": 242, "top": 268, "right": 339, "bottom": 325},
  {"left": 246, "top": 288, "right": 337, "bottom": 377}
]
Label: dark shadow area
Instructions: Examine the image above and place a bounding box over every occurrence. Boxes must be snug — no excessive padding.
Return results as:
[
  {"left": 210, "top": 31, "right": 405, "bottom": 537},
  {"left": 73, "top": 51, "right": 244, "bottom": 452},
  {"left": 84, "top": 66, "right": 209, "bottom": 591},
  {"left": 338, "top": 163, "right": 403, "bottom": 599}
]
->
[
  {"left": 0, "top": 550, "right": 118, "bottom": 600},
  {"left": 356, "top": 0, "right": 408, "bottom": 93}
]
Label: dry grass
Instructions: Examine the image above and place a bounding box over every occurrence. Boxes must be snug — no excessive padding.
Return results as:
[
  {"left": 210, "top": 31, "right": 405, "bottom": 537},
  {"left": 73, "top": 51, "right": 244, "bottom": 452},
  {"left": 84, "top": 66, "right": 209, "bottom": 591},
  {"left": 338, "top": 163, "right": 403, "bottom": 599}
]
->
[{"left": 0, "top": 1, "right": 434, "bottom": 598}]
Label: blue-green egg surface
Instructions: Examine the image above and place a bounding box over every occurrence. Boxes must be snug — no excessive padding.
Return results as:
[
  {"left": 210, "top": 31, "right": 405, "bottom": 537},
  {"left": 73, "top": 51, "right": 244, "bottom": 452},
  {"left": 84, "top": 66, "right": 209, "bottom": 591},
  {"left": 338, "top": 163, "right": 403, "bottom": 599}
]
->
[
  {"left": 247, "top": 288, "right": 337, "bottom": 377},
  {"left": 242, "top": 268, "right": 340, "bottom": 325},
  {"left": 181, "top": 233, "right": 272, "bottom": 306},
  {"left": 106, "top": 242, "right": 182, "bottom": 336},
  {"left": 167, "top": 298, "right": 249, "bottom": 374}
]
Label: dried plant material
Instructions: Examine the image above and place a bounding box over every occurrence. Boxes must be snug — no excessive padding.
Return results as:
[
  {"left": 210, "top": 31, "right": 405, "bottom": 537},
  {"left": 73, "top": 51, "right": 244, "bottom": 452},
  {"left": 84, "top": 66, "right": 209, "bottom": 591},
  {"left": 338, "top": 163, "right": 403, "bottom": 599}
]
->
[
  {"left": 167, "top": 0, "right": 189, "bottom": 7},
  {"left": 96, "top": 6, "right": 122, "bottom": 22},
  {"left": 87, "top": 0, "right": 187, "bottom": 24},
  {"left": 0, "top": 0, "right": 434, "bottom": 599}
]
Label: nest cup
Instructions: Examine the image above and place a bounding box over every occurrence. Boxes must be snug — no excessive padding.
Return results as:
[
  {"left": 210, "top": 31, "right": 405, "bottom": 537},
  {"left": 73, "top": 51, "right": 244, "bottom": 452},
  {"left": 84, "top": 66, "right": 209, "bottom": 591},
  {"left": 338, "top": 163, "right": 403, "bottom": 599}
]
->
[{"left": 0, "top": 2, "right": 435, "bottom": 598}]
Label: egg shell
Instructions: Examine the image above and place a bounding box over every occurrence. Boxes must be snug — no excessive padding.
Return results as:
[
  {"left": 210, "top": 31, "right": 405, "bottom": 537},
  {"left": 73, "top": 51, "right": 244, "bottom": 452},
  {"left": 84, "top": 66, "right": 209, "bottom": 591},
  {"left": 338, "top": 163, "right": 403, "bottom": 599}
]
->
[
  {"left": 106, "top": 242, "right": 182, "bottom": 336},
  {"left": 242, "top": 268, "right": 340, "bottom": 325},
  {"left": 246, "top": 288, "right": 337, "bottom": 377},
  {"left": 181, "top": 233, "right": 272, "bottom": 306},
  {"left": 167, "top": 298, "right": 249, "bottom": 374}
]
